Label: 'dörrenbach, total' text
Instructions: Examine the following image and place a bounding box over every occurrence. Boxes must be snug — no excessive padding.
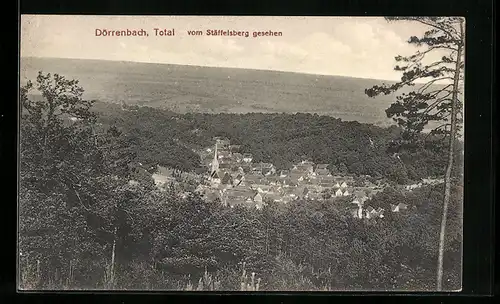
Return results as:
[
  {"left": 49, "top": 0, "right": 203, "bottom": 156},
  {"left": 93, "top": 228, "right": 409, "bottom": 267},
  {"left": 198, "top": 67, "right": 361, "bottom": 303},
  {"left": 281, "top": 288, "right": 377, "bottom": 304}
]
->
[{"left": 95, "top": 29, "right": 150, "bottom": 36}]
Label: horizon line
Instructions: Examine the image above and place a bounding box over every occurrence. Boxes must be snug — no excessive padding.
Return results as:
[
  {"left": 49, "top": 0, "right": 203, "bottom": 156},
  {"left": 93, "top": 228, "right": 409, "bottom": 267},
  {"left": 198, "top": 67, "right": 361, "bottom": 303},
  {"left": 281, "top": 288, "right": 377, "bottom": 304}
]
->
[{"left": 21, "top": 55, "right": 402, "bottom": 84}]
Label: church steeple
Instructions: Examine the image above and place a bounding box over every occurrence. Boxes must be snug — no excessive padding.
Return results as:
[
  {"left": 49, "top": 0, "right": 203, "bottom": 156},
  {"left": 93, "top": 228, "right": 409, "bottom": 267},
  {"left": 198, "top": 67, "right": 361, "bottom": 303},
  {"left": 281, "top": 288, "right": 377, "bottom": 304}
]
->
[{"left": 210, "top": 142, "right": 220, "bottom": 178}]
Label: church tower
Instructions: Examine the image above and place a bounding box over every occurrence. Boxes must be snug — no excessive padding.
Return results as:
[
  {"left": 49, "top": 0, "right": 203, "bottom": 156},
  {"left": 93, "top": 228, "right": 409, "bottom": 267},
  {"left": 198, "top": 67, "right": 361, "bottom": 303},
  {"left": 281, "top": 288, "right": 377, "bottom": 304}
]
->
[{"left": 210, "top": 142, "right": 220, "bottom": 178}]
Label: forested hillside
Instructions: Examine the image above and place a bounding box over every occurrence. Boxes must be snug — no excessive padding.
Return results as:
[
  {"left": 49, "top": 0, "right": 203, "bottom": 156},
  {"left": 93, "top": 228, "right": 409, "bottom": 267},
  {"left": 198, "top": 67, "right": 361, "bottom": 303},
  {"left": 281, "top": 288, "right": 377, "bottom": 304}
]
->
[{"left": 94, "top": 102, "right": 452, "bottom": 184}]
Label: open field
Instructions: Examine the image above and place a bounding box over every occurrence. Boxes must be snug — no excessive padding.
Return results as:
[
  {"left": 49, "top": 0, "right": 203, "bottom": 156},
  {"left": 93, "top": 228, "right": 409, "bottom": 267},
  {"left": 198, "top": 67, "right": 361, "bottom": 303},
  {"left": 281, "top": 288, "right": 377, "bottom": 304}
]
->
[{"left": 21, "top": 57, "right": 402, "bottom": 127}]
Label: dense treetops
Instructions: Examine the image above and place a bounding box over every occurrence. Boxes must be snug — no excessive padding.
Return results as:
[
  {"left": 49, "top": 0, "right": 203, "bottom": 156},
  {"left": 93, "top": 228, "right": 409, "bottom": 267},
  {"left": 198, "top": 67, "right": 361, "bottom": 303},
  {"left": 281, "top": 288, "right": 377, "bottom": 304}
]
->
[{"left": 94, "top": 102, "right": 450, "bottom": 184}]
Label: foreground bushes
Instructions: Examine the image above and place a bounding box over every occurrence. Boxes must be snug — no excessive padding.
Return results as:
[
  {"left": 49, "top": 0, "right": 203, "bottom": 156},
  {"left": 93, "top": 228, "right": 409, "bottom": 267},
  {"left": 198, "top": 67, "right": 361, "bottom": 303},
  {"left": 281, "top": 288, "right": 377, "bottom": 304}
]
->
[{"left": 19, "top": 183, "right": 462, "bottom": 291}]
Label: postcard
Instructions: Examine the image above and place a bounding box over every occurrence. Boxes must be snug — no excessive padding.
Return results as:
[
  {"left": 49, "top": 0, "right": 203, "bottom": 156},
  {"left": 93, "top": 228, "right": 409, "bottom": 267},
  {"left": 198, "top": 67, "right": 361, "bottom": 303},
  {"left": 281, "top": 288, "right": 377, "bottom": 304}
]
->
[{"left": 19, "top": 15, "right": 464, "bottom": 292}]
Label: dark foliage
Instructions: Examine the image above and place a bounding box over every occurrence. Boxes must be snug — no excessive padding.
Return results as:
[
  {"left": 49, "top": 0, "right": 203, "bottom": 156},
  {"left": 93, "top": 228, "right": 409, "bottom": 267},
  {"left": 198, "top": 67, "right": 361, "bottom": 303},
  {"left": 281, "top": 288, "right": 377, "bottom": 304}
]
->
[{"left": 95, "top": 102, "right": 449, "bottom": 184}]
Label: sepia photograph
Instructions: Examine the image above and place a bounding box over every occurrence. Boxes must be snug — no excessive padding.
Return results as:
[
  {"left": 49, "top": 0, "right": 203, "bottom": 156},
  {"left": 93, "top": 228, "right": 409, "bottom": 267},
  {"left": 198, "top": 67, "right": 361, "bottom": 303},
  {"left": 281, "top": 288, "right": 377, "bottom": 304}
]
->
[{"left": 18, "top": 15, "right": 464, "bottom": 292}]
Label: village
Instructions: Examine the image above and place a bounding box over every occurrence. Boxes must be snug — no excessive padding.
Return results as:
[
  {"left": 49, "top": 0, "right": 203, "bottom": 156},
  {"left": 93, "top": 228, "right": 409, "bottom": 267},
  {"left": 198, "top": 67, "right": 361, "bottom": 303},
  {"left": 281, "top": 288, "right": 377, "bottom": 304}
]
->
[
  {"left": 149, "top": 137, "right": 444, "bottom": 220},
  {"left": 152, "top": 138, "right": 395, "bottom": 220}
]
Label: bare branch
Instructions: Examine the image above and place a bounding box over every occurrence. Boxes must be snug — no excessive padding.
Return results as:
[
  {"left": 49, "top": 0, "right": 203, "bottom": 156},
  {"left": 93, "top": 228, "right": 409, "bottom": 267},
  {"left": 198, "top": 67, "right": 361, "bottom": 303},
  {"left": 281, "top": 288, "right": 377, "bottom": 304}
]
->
[
  {"left": 417, "top": 77, "right": 454, "bottom": 94},
  {"left": 421, "top": 97, "right": 453, "bottom": 116},
  {"left": 424, "top": 123, "right": 452, "bottom": 141},
  {"left": 432, "top": 123, "right": 452, "bottom": 131},
  {"left": 420, "top": 84, "right": 454, "bottom": 96},
  {"left": 73, "top": 189, "right": 91, "bottom": 212},
  {"left": 430, "top": 45, "right": 459, "bottom": 52}
]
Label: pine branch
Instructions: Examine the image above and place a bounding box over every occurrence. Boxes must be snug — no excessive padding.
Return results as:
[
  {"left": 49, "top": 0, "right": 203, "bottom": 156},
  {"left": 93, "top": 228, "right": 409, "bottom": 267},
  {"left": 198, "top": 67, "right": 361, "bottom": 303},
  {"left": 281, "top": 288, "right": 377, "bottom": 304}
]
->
[
  {"left": 407, "top": 17, "right": 461, "bottom": 43},
  {"left": 424, "top": 124, "right": 452, "bottom": 141},
  {"left": 422, "top": 97, "right": 454, "bottom": 116},
  {"left": 429, "top": 45, "right": 459, "bottom": 52},
  {"left": 419, "top": 84, "right": 454, "bottom": 96}
]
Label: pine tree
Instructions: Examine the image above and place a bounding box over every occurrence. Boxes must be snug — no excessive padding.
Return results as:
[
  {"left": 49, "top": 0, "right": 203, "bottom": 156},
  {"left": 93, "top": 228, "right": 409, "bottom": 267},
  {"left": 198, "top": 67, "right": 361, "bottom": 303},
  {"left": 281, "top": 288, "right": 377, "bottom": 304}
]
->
[{"left": 365, "top": 17, "right": 465, "bottom": 290}]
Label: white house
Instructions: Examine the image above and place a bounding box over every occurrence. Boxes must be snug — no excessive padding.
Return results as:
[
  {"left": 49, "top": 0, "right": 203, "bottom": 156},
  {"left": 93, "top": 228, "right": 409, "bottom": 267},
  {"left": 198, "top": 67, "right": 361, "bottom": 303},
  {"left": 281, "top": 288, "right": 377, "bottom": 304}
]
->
[
  {"left": 335, "top": 189, "right": 343, "bottom": 196},
  {"left": 195, "top": 184, "right": 205, "bottom": 193},
  {"left": 243, "top": 153, "right": 253, "bottom": 163},
  {"left": 351, "top": 205, "right": 363, "bottom": 219},
  {"left": 365, "top": 206, "right": 375, "bottom": 218},
  {"left": 391, "top": 203, "right": 409, "bottom": 212},
  {"left": 279, "top": 170, "right": 289, "bottom": 178},
  {"left": 376, "top": 208, "right": 385, "bottom": 218},
  {"left": 340, "top": 182, "right": 348, "bottom": 188},
  {"left": 357, "top": 206, "right": 364, "bottom": 219},
  {"left": 366, "top": 206, "right": 385, "bottom": 218},
  {"left": 342, "top": 190, "right": 350, "bottom": 196}
]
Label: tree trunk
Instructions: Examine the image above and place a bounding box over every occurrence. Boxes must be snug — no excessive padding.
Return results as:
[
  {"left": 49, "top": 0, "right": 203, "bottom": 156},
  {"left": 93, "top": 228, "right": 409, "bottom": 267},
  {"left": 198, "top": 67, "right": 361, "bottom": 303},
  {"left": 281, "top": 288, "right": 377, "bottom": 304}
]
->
[
  {"left": 92, "top": 125, "right": 98, "bottom": 146},
  {"left": 436, "top": 20, "right": 464, "bottom": 291},
  {"left": 36, "top": 259, "right": 41, "bottom": 288},
  {"left": 66, "top": 259, "right": 73, "bottom": 288},
  {"left": 110, "top": 226, "right": 117, "bottom": 288}
]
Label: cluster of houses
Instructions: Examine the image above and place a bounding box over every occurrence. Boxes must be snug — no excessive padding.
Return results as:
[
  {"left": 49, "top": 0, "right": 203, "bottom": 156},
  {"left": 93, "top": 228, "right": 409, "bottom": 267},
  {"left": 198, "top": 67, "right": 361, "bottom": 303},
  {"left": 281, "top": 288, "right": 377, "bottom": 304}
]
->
[
  {"left": 147, "top": 137, "right": 417, "bottom": 219},
  {"left": 348, "top": 190, "right": 409, "bottom": 220},
  {"left": 403, "top": 177, "right": 445, "bottom": 191},
  {"left": 193, "top": 138, "right": 384, "bottom": 211}
]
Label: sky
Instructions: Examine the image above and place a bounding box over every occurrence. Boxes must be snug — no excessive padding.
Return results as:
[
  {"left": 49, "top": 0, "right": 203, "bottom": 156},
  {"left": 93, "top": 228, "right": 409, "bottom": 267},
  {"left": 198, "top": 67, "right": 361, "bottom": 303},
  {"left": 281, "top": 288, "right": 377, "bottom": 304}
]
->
[{"left": 20, "top": 15, "right": 450, "bottom": 81}]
